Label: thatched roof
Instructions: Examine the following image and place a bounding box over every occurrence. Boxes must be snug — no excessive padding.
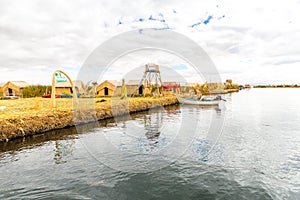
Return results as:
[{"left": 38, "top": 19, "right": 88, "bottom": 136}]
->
[
  {"left": 97, "top": 80, "right": 118, "bottom": 91},
  {"left": 98, "top": 80, "right": 118, "bottom": 88},
  {"left": 8, "top": 81, "right": 30, "bottom": 88},
  {"left": 55, "top": 81, "right": 72, "bottom": 88},
  {"left": 106, "top": 80, "right": 118, "bottom": 86},
  {"left": 127, "top": 80, "right": 141, "bottom": 86},
  {"left": 185, "top": 82, "right": 198, "bottom": 87}
]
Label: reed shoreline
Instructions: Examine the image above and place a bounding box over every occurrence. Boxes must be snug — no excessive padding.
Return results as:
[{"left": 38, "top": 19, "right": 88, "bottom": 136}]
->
[{"left": 0, "top": 96, "right": 179, "bottom": 142}]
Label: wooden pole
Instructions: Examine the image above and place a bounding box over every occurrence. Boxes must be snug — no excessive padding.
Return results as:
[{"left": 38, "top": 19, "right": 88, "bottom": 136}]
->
[{"left": 51, "top": 71, "right": 56, "bottom": 108}]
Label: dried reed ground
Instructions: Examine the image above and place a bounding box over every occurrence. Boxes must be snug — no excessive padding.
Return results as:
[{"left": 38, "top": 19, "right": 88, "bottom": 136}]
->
[{"left": 0, "top": 96, "right": 178, "bottom": 142}]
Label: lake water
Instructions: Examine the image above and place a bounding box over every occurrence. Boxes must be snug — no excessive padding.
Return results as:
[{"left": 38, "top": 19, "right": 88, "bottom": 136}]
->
[{"left": 0, "top": 89, "right": 299, "bottom": 199}]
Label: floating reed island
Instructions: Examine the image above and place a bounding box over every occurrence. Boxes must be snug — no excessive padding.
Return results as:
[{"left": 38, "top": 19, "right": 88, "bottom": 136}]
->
[{"left": 0, "top": 96, "right": 178, "bottom": 142}]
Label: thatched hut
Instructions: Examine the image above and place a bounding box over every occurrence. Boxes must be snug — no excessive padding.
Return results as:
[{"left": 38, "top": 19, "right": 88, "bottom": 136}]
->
[
  {"left": 0, "top": 83, "right": 3, "bottom": 97},
  {"left": 55, "top": 81, "right": 73, "bottom": 95},
  {"left": 114, "top": 80, "right": 146, "bottom": 97},
  {"left": 96, "top": 80, "right": 118, "bottom": 97},
  {"left": 2, "top": 81, "right": 29, "bottom": 97},
  {"left": 126, "top": 80, "right": 144, "bottom": 95}
]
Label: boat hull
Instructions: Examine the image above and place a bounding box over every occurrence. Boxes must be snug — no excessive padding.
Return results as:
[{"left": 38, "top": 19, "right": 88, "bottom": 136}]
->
[{"left": 178, "top": 98, "right": 219, "bottom": 106}]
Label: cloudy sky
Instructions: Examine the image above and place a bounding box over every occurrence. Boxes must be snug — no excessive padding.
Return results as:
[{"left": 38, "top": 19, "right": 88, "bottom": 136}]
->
[{"left": 0, "top": 0, "right": 299, "bottom": 85}]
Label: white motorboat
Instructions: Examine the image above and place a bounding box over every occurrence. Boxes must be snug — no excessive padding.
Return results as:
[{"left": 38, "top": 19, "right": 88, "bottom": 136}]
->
[{"left": 177, "top": 96, "right": 223, "bottom": 106}]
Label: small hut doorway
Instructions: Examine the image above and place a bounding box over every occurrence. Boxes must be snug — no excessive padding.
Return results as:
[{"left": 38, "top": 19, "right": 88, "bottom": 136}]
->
[
  {"left": 8, "top": 88, "right": 13, "bottom": 96},
  {"left": 138, "top": 85, "right": 143, "bottom": 95},
  {"left": 104, "top": 87, "right": 109, "bottom": 96}
]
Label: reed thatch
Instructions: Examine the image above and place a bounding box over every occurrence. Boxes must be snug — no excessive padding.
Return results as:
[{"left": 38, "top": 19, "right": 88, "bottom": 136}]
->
[
  {"left": 55, "top": 81, "right": 73, "bottom": 95},
  {"left": 2, "top": 81, "right": 30, "bottom": 97},
  {"left": 96, "top": 80, "right": 118, "bottom": 97}
]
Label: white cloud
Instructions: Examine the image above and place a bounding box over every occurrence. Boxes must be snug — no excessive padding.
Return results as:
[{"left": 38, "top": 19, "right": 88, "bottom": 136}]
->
[
  {"left": 0, "top": 0, "right": 300, "bottom": 85},
  {"left": 99, "top": 50, "right": 204, "bottom": 85}
]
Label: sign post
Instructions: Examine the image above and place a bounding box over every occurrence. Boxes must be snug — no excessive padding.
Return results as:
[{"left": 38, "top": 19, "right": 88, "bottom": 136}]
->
[{"left": 51, "top": 70, "right": 77, "bottom": 108}]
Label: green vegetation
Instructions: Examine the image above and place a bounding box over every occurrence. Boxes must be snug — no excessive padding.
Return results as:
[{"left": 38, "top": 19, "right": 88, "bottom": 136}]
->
[{"left": 22, "top": 85, "right": 51, "bottom": 98}]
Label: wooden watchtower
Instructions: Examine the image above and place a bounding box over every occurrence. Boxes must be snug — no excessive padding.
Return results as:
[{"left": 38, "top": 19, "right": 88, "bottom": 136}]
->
[{"left": 139, "top": 63, "right": 162, "bottom": 87}]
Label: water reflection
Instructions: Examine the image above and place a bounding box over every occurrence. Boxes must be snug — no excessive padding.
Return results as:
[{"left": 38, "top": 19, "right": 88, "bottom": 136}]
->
[
  {"left": 144, "top": 107, "right": 163, "bottom": 142},
  {"left": 0, "top": 105, "right": 180, "bottom": 155},
  {"left": 0, "top": 104, "right": 222, "bottom": 160},
  {"left": 0, "top": 128, "right": 78, "bottom": 154},
  {"left": 142, "top": 107, "right": 163, "bottom": 151},
  {"left": 54, "top": 140, "right": 75, "bottom": 164},
  {"left": 99, "top": 105, "right": 182, "bottom": 153},
  {"left": 1, "top": 90, "right": 299, "bottom": 199}
]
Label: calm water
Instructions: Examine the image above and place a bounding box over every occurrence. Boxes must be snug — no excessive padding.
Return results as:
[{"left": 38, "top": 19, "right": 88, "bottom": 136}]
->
[{"left": 0, "top": 89, "right": 300, "bottom": 199}]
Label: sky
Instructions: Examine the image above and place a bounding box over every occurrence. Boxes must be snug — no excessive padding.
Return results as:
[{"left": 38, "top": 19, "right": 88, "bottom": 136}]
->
[{"left": 0, "top": 0, "right": 300, "bottom": 85}]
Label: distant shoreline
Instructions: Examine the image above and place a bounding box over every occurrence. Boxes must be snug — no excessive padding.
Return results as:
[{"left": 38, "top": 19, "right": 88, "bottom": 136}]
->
[{"left": 253, "top": 85, "right": 300, "bottom": 88}]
